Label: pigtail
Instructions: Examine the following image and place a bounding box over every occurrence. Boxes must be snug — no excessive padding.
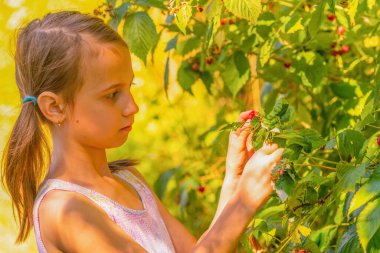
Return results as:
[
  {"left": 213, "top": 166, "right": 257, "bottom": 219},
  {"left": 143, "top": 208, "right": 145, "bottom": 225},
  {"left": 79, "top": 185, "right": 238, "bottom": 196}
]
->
[
  {"left": 108, "top": 158, "right": 140, "bottom": 173},
  {"left": 1, "top": 101, "right": 50, "bottom": 243}
]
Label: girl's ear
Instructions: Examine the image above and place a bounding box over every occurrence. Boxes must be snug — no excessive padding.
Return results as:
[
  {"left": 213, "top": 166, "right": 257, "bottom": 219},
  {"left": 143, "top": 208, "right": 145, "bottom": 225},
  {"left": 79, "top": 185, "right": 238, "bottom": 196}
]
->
[{"left": 37, "top": 91, "right": 66, "bottom": 124}]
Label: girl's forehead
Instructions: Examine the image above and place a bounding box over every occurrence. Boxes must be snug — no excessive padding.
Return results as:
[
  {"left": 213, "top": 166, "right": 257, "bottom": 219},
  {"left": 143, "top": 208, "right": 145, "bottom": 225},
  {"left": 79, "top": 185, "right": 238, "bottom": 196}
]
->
[{"left": 81, "top": 42, "right": 133, "bottom": 91}]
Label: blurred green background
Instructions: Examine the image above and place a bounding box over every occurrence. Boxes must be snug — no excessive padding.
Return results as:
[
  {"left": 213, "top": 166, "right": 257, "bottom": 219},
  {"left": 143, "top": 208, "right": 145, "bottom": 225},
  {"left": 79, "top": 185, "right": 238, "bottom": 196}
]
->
[{"left": 0, "top": 0, "right": 238, "bottom": 252}]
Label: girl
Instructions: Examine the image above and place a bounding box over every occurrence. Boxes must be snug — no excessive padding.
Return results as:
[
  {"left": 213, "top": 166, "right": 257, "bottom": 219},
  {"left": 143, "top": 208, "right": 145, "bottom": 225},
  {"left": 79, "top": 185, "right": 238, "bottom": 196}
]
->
[{"left": 1, "top": 11, "right": 284, "bottom": 253}]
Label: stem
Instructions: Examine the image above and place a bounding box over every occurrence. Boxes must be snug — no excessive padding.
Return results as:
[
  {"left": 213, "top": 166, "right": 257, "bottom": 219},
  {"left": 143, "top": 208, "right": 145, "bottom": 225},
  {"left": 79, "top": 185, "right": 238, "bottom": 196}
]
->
[
  {"left": 294, "top": 163, "right": 336, "bottom": 171},
  {"left": 367, "top": 124, "right": 380, "bottom": 129},
  {"left": 309, "top": 156, "right": 340, "bottom": 165}
]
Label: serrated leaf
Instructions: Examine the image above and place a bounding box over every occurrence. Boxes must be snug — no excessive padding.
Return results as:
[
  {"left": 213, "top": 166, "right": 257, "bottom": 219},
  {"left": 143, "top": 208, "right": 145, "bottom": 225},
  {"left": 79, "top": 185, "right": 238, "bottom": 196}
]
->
[
  {"left": 337, "top": 224, "right": 363, "bottom": 253},
  {"left": 109, "top": 3, "right": 131, "bottom": 30},
  {"left": 123, "top": 12, "right": 158, "bottom": 64},
  {"left": 357, "top": 197, "right": 380, "bottom": 250},
  {"left": 349, "top": 168, "right": 380, "bottom": 215},
  {"left": 300, "top": 128, "right": 326, "bottom": 150},
  {"left": 335, "top": 8, "right": 349, "bottom": 28},
  {"left": 224, "top": 0, "right": 262, "bottom": 23},
  {"left": 221, "top": 51, "right": 250, "bottom": 97},
  {"left": 336, "top": 163, "right": 366, "bottom": 193},
  {"left": 175, "top": 3, "right": 192, "bottom": 35},
  {"left": 337, "top": 129, "right": 366, "bottom": 159}
]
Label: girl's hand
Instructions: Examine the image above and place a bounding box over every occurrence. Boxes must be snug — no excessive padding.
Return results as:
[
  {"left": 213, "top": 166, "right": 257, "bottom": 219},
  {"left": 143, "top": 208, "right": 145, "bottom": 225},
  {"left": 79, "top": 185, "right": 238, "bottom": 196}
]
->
[
  {"left": 225, "top": 110, "right": 255, "bottom": 185},
  {"left": 235, "top": 142, "right": 284, "bottom": 210}
]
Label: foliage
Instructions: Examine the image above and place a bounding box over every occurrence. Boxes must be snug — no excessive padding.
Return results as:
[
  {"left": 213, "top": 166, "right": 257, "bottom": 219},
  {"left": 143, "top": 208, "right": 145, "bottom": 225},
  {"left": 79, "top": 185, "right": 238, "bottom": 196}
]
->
[{"left": 97, "top": 0, "right": 380, "bottom": 252}]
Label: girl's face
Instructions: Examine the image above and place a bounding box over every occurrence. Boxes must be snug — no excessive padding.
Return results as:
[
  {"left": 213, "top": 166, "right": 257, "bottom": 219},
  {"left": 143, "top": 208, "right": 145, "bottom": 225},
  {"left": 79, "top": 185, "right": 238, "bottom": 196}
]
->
[{"left": 65, "top": 42, "right": 139, "bottom": 149}]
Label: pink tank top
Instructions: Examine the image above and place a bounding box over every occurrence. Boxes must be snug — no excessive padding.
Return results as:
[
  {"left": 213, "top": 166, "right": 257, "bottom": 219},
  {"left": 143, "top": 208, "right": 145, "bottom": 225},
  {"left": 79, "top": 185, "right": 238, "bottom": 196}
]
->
[{"left": 33, "top": 169, "right": 176, "bottom": 253}]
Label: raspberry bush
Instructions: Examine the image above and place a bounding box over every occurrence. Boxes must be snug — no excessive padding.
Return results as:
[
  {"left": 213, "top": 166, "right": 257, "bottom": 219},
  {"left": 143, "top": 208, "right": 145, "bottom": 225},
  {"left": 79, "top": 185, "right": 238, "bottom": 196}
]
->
[{"left": 98, "top": 0, "right": 379, "bottom": 252}]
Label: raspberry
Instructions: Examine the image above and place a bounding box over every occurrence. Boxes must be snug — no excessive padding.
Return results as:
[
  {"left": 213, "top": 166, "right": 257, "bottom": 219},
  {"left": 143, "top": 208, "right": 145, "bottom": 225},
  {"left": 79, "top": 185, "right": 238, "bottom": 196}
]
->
[
  {"left": 197, "top": 5, "right": 203, "bottom": 12},
  {"left": 206, "top": 57, "right": 214, "bottom": 65},
  {"left": 191, "top": 63, "right": 199, "bottom": 71},
  {"left": 220, "top": 18, "right": 227, "bottom": 26},
  {"left": 248, "top": 111, "right": 256, "bottom": 120},
  {"left": 377, "top": 136, "right": 380, "bottom": 147},
  {"left": 229, "top": 19, "right": 234, "bottom": 25},
  {"left": 198, "top": 186, "right": 206, "bottom": 193},
  {"left": 284, "top": 62, "right": 291, "bottom": 68},
  {"left": 341, "top": 45, "right": 350, "bottom": 53},
  {"left": 327, "top": 13, "right": 335, "bottom": 21},
  {"left": 337, "top": 26, "right": 345, "bottom": 35}
]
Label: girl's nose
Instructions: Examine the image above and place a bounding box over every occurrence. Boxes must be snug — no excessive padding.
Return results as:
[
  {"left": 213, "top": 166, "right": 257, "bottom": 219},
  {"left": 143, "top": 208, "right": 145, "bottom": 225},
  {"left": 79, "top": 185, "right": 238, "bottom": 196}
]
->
[{"left": 122, "top": 94, "right": 139, "bottom": 116}]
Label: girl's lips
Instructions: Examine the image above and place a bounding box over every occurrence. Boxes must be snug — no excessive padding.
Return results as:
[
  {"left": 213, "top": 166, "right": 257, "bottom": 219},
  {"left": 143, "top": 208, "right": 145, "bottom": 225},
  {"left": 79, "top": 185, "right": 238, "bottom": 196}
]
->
[{"left": 121, "top": 125, "right": 132, "bottom": 131}]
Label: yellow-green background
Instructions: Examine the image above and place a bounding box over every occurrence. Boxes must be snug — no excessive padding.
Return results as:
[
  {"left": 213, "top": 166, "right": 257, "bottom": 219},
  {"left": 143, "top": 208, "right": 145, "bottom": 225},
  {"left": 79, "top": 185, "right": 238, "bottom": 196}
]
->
[{"left": 0, "top": 0, "right": 235, "bottom": 252}]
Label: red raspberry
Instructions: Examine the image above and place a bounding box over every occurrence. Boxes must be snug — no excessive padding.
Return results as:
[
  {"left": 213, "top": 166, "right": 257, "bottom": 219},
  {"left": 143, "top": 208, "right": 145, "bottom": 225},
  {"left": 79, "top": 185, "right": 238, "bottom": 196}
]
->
[
  {"left": 205, "top": 57, "right": 214, "bottom": 65},
  {"left": 220, "top": 18, "right": 227, "bottom": 26},
  {"left": 337, "top": 26, "right": 345, "bottom": 35},
  {"left": 341, "top": 45, "right": 350, "bottom": 53},
  {"left": 284, "top": 62, "right": 291, "bottom": 68},
  {"left": 248, "top": 111, "right": 256, "bottom": 120},
  {"left": 197, "top": 5, "right": 203, "bottom": 12},
  {"left": 327, "top": 13, "right": 335, "bottom": 21},
  {"left": 198, "top": 186, "right": 206, "bottom": 193},
  {"left": 277, "top": 169, "right": 284, "bottom": 175},
  {"left": 191, "top": 63, "right": 199, "bottom": 71},
  {"left": 229, "top": 19, "right": 234, "bottom": 25},
  {"left": 298, "top": 250, "right": 307, "bottom": 253},
  {"left": 377, "top": 136, "right": 380, "bottom": 147}
]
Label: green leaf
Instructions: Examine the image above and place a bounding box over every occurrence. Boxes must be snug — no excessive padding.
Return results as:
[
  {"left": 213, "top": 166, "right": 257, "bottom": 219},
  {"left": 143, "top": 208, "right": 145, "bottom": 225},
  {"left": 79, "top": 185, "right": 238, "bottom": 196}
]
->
[
  {"left": 177, "top": 61, "right": 198, "bottom": 95},
  {"left": 300, "top": 129, "right": 326, "bottom": 150},
  {"left": 308, "top": 0, "right": 327, "bottom": 37},
  {"left": 335, "top": 8, "right": 349, "bottom": 28},
  {"left": 357, "top": 197, "right": 380, "bottom": 250},
  {"left": 337, "top": 224, "right": 364, "bottom": 253},
  {"left": 135, "top": 0, "right": 168, "bottom": 10},
  {"left": 165, "top": 35, "right": 178, "bottom": 52},
  {"left": 164, "top": 57, "right": 170, "bottom": 97},
  {"left": 223, "top": 0, "right": 262, "bottom": 23},
  {"left": 347, "top": 0, "right": 359, "bottom": 26},
  {"left": 349, "top": 168, "right": 380, "bottom": 215},
  {"left": 293, "top": 52, "right": 326, "bottom": 87},
  {"left": 337, "top": 129, "right": 366, "bottom": 159},
  {"left": 175, "top": 3, "right": 192, "bottom": 35},
  {"left": 259, "top": 38, "right": 275, "bottom": 67},
  {"left": 282, "top": 15, "right": 304, "bottom": 34},
  {"left": 336, "top": 163, "right": 366, "bottom": 193},
  {"left": 176, "top": 36, "right": 201, "bottom": 55},
  {"left": 200, "top": 71, "right": 213, "bottom": 95},
  {"left": 109, "top": 3, "right": 131, "bottom": 30},
  {"left": 153, "top": 167, "right": 178, "bottom": 199},
  {"left": 123, "top": 12, "right": 158, "bottom": 64},
  {"left": 221, "top": 51, "right": 250, "bottom": 97},
  {"left": 330, "top": 83, "right": 356, "bottom": 99}
]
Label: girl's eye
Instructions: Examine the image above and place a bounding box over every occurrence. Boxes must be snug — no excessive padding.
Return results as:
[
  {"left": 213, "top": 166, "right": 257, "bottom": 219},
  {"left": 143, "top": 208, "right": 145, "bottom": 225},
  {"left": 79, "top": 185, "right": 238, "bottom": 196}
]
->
[{"left": 106, "top": 91, "right": 119, "bottom": 99}]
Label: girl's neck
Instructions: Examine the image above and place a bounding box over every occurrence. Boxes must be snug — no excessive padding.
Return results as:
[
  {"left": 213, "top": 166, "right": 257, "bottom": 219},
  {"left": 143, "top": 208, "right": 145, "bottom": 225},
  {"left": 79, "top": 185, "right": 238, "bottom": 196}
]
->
[{"left": 46, "top": 139, "right": 113, "bottom": 184}]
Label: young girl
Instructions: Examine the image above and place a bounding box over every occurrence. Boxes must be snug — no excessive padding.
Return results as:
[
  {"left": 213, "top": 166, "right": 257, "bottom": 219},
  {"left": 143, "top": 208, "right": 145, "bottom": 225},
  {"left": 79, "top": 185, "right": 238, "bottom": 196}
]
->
[{"left": 1, "top": 11, "right": 283, "bottom": 253}]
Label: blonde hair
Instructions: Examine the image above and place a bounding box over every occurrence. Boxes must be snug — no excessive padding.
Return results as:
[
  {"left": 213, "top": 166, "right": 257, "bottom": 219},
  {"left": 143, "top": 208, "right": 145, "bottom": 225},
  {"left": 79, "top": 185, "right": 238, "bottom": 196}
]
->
[{"left": 1, "top": 11, "right": 139, "bottom": 244}]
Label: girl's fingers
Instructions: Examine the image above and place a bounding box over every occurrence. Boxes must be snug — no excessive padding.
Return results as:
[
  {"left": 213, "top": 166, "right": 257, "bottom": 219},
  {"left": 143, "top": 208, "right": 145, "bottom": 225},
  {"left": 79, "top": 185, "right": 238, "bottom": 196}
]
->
[
  {"left": 268, "top": 148, "right": 284, "bottom": 165},
  {"left": 262, "top": 142, "right": 279, "bottom": 155},
  {"left": 236, "top": 110, "right": 255, "bottom": 122},
  {"left": 246, "top": 132, "right": 255, "bottom": 155}
]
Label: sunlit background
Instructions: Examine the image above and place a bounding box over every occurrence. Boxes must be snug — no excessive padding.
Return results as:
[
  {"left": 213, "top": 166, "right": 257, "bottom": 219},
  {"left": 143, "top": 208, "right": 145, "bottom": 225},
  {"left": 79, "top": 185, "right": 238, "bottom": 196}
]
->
[{"left": 0, "top": 0, "right": 236, "bottom": 252}]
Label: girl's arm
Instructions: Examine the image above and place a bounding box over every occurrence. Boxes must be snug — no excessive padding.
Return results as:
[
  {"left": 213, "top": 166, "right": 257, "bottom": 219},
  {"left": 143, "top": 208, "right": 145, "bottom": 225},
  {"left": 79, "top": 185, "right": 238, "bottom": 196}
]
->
[{"left": 129, "top": 142, "right": 283, "bottom": 253}]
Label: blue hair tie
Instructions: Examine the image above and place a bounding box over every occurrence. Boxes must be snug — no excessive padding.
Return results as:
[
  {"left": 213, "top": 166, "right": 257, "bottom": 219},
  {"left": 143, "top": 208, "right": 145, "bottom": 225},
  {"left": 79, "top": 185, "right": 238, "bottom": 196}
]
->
[{"left": 23, "top": 95, "right": 37, "bottom": 106}]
